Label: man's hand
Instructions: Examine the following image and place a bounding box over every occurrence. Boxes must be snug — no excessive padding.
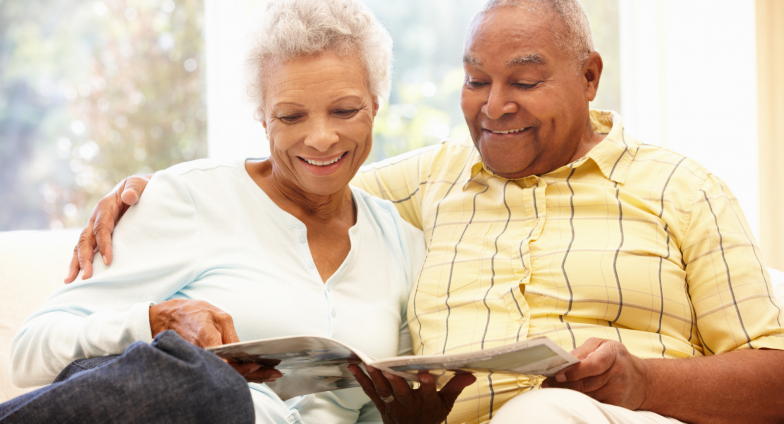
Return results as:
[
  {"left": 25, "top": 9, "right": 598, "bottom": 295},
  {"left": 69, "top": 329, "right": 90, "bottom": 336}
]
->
[
  {"left": 150, "top": 299, "right": 282, "bottom": 383},
  {"left": 348, "top": 365, "right": 476, "bottom": 424},
  {"left": 65, "top": 174, "right": 152, "bottom": 283},
  {"left": 543, "top": 338, "right": 649, "bottom": 410}
]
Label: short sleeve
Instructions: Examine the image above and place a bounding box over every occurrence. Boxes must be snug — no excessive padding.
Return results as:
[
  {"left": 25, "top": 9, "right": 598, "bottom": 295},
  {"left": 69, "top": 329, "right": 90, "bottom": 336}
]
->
[
  {"left": 352, "top": 146, "right": 438, "bottom": 230},
  {"left": 681, "top": 174, "right": 784, "bottom": 354}
]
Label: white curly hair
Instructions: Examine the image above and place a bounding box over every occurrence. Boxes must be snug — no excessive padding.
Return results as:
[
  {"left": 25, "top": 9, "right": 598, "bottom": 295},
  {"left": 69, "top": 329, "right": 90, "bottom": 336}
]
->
[{"left": 245, "top": 0, "right": 393, "bottom": 115}]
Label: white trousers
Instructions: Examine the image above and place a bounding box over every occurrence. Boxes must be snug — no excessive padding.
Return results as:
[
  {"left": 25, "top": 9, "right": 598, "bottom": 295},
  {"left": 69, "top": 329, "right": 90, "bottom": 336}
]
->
[{"left": 490, "top": 388, "right": 685, "bottom": 424}]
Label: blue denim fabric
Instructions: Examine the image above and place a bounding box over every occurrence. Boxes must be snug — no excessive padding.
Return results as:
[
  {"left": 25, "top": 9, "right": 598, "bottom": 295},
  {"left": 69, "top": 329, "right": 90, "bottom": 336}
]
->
[{"left": 0, "top": 330, "right": 254, "bottom": 424}]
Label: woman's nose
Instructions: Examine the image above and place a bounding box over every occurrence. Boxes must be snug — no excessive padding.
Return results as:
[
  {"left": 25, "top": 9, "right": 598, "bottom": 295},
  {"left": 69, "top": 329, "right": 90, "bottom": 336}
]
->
[{"left": 304, "top": 120, "right": 340, "bottom": 152}]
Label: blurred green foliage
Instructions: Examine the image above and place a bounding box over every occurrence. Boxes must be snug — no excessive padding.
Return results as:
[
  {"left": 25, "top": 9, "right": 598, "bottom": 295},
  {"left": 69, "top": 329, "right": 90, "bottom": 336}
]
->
[
  {"left": 0, "top": 0, "right": 618, "bottom": 231},
  {"left": 0, "top": 0, "right": 206, "bottom": 230}
]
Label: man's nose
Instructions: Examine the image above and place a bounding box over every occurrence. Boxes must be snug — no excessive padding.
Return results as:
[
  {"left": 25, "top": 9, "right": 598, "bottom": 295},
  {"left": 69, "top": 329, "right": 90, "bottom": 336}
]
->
[
  {"left": 481, "top": 84, "right": 518, "bottom": 120},
  {"left": 304, "top": 119, "right": 340, "bottom": 152}
]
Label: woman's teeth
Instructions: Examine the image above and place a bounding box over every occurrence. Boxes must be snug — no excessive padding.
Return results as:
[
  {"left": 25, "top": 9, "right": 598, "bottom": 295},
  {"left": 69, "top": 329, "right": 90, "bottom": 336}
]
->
[
  {"left": 302, "top": 154, "right": 344, "bottom": 166},
  {"left": 491, "top": 128, "right": 527, "bottom": 134}
]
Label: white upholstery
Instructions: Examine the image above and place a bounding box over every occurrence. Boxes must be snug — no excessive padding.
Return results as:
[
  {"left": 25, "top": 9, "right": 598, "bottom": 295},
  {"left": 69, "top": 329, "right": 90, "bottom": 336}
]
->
[
  {"left": 1, "top": 229, "right": 783, "bottom": 404},
  {"left": 0, "top": 229, "right": 81, "bottom": 402}
]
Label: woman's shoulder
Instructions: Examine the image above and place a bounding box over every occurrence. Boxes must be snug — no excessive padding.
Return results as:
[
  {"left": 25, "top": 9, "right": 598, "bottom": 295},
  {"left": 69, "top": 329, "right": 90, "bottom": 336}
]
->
[{"left": 351, "top": 187, "right": 424, "bottom": 243}]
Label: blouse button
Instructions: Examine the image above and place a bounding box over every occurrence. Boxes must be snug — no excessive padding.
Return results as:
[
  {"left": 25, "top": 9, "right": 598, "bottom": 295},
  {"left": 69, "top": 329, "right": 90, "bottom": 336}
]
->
[
  {"left": 331, "top": 309, "right": 337, "bottom": 318},
  {"left": 299, "top": 235, "right": 306, "bottom": 243}
]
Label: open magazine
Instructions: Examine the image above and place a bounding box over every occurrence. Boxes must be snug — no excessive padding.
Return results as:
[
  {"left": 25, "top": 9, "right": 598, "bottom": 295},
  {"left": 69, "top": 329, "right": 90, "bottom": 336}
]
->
[{"left": 207, "top": 336, "right": 579, "bottom": 400}]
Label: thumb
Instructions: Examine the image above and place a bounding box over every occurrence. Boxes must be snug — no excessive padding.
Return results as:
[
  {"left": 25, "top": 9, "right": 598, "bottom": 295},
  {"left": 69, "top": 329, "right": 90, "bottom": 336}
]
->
[
  {"left": 439, "top": 373, "right": 477, "bottom": 407},
  {"left": 120, "top": 174, "right": 151, "bottom": 205}
]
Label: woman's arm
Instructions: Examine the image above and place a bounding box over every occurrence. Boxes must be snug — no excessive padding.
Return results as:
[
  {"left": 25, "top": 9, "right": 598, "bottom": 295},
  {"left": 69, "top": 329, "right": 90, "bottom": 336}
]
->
[{"left": 11, "top": 168, "right": 201, "bottom": 387}]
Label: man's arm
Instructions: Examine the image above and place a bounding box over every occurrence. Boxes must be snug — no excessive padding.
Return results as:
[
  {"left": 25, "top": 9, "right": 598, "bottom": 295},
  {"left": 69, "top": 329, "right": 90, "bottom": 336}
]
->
[
  {"left": 66, "top": 146, "right": 438, "bottom": 282},
  {"left": 546, "top": 173, "right": 784, "bottom": 423},
  {"left": 546, "top": 338, "right": 784, "bottom": 424}
]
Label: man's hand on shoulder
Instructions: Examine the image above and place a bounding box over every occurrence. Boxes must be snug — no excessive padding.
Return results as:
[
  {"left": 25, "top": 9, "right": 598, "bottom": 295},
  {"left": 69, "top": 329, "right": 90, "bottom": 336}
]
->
[
  {"left": 64, "top": 174, "right": 152, "bottom": 284},
  {"left": 543, "top": 338, "right": 649, "bottom": 410}
]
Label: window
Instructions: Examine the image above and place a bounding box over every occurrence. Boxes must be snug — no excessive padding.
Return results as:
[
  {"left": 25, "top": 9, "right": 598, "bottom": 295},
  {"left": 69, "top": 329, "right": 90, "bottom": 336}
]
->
[{"left": 0, "top": 0, "right": 206, "bottom": 230}]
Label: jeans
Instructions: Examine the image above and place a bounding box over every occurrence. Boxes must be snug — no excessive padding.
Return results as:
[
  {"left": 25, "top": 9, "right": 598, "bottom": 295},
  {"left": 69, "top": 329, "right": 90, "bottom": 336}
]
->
[{"left": 0, "top": 331, "right": 254, "bottom": 424}]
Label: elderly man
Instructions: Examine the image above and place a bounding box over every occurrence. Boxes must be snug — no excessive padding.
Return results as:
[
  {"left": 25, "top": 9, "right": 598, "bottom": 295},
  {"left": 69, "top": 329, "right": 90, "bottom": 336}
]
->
[{"left": 68, "top": 0, "right": 784, "bottom": 423}]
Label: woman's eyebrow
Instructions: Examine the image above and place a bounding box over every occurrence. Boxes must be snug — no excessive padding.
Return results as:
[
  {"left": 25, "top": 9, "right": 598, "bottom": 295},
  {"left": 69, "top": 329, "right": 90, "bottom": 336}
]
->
[{"left": 331, "top": 95, "right": 363, "bottom": 104}]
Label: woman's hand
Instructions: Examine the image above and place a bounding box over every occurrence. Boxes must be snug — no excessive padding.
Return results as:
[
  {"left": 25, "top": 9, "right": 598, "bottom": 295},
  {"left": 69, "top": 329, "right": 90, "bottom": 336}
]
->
[
  {"left": 150, "top": 299, "right": 282, "bottom": 383},
  {"left": 65, "top": 174, "right": 152, "bottom": 283},
  {"left": 348, "top": 364, "right": 476, "bottom": 424}
]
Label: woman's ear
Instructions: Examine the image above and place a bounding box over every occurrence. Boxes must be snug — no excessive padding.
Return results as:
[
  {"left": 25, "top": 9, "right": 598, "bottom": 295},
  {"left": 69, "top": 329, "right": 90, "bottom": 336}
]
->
[{"left": 372, "top": 97, "right": 380, "bottom": 118}]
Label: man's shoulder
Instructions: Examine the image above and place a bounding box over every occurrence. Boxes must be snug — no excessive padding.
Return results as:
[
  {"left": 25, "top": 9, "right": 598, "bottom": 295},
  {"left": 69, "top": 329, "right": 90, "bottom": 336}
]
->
[{"left": 630, "top": 143, "right": 712, "bottom": 186}]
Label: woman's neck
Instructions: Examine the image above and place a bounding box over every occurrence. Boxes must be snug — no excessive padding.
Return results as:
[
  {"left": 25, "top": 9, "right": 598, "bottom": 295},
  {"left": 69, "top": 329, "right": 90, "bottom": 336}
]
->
[{"left": 248, "top": 159, "right": 354, "bottom": 223}]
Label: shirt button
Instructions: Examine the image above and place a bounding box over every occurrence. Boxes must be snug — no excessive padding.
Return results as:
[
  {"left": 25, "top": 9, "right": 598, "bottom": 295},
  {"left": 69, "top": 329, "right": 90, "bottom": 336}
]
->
[
  {"left": 331, "top": 309, "right": 336, "bottom": 317},
  {"left": 299, "top": 235, "right": 306, "bottom": 244}
]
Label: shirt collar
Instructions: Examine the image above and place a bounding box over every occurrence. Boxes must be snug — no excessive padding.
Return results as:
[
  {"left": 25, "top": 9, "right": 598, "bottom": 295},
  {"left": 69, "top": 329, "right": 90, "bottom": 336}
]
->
[{"left": 464, "top": 110, "right": 636, "bottom": 189}]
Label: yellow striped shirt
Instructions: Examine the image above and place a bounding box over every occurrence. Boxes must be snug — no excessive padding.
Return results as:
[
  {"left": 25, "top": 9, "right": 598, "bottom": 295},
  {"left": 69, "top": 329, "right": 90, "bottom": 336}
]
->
[{"left": 354, "top": 110, "right": 784, "bottom": 424}]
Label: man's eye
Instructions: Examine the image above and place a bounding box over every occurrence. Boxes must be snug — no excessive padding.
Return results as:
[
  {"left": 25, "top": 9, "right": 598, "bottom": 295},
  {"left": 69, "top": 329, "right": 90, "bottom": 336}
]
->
[
  {"left": 514, "top": 82, "right": 540, "bottom": 89},
  {"left": 466, "top": 81, "right": 488, "bottom": 88}
]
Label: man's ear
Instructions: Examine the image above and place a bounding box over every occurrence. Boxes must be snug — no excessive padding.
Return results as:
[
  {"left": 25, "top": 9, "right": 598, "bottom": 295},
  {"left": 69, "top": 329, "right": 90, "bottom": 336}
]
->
[{"left": 582, "top": 51, "right": 603, "bottom": 102}]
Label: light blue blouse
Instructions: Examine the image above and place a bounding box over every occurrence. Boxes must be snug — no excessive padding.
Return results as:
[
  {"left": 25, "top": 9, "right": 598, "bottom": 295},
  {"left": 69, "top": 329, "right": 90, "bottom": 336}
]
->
[{"left": 11, "top": 160, "right": 425, "bottom": 423}]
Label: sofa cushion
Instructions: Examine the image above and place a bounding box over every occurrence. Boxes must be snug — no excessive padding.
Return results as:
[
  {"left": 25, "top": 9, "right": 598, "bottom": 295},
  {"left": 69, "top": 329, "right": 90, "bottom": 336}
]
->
[{"left": 0, "top": 229, "right": 81, "bottom": 403}]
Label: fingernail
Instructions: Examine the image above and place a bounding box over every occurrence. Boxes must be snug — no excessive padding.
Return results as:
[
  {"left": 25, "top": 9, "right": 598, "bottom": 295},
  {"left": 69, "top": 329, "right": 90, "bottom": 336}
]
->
[
  {"left": 103, "top": 256, "right": 109, "bottom": 266},
  {"left": 247, "top": 364, "right": 261, "bottom": 373},
  {"left": 382, "top": 372, "right": 396, "bottom": 380},
  {"left": 556, "top": 374, "right": 566, "bottom": 382}
]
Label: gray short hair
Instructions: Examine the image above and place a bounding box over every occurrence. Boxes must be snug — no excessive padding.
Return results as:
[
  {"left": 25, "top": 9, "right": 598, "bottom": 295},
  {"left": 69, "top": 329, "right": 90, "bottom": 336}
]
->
[
  {"left": 245, "top": 0, "right": 393, "bottom": 114},
  {"left": 478, "top": 0, "right": 595, "bottom": 67}
]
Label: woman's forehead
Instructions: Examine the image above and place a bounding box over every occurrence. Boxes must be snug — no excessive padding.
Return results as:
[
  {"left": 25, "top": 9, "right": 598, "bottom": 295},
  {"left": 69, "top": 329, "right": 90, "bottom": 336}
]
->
[{"left": 264, "top": 53, "right": 370, "bottom": 106}]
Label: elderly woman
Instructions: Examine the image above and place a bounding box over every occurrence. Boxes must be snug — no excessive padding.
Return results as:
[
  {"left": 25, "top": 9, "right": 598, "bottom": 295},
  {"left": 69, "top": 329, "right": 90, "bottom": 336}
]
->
[{"left": 5, "top": 0, "right": 474, "bottom": 423}]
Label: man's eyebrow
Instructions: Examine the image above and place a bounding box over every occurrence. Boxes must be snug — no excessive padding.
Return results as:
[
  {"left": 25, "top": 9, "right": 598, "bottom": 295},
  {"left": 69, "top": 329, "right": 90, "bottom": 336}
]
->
[
  {"left": 463, "top": 54, "right": 482, "bottom": 66},
  {"left": 506, "top": 53, "right": 546, "bottom": 66}
]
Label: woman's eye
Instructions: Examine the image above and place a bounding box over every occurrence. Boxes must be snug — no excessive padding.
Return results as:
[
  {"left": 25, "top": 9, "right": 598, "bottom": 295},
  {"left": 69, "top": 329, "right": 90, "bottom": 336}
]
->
[
  {"left": 279, "top": 115, "right": 302, "bottom": 122},
  {"left": 335, "top": 109, "right": 359, "bottom": 117}
]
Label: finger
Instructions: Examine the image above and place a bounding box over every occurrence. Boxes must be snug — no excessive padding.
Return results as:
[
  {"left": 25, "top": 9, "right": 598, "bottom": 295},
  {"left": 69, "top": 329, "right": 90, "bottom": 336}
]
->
[
  {"left": 64, "top": 248, "right": 81, "bottom": 284},
  {"left": 570, "top": 337, "right": 609, "bottom": 360},
  {"left": 244, "top": 367, "right": 283, "bottom": 383},
  {"left": 120, "top": 174, "right": 151, "bottom": 205},
  {"left": 93, "top": 188, "right": 125, "bottom": 266},
  {"left": 348, "top": 365, "right": 386, "bottom": 412},
  {"left": 195, "top": 325, "right": 225, "bottom": 348},
  {"left": 557, "top": 341, "right": 616, "bottom": 382},
  {"left": 366, "top": 365, "right": 395, "bottom": 399},
  {"left": 383, "top": 371, "right": 413, "bottom": 404},
  {"left": 229, "top": 362, "right": 261, "bottom": 376},
  {"left": 215, "top": 313, "right": 241, "bottom": 345},
  {"left": 546, "top": 371, "right": 610, "bottom": 394},
  {"left": 438, "top": 373, "right": 477, "bottom": 408},
  {"left": 76, "top": 228, "right": 96, "bottom": 280}
]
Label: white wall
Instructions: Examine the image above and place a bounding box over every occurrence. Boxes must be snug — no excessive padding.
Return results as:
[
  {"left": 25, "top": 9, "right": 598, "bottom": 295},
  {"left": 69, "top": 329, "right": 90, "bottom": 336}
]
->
[
  {"left": 205, "top": 0, "right": 270, "bottom": 161},
  {"left": 619, "top": 0, "right": 760, "bottom": 240}
]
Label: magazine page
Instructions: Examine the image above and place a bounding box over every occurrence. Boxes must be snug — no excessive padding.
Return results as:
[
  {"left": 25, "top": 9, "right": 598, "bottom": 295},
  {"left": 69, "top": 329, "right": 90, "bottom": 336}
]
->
[
  {"left": 371, "top": 337, "right": 579, "bottom": 381},
  {"left": 208, "top": 335, "right": 376, "bottom": 400}
]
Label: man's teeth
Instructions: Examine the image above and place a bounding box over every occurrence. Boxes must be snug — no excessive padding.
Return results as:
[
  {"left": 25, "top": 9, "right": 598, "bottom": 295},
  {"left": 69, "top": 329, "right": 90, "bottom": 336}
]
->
[
  {"left": 303, "top": 155, "right": 343, "bottom": 166},
  {"left": 491, "top": 128, "right": 527, "bottom": 134}
]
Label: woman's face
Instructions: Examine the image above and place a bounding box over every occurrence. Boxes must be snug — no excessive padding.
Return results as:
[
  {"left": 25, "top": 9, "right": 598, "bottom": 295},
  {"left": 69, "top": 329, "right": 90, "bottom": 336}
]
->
[{"left": 261, "top": 52, "right": 378, "bottom": 197}]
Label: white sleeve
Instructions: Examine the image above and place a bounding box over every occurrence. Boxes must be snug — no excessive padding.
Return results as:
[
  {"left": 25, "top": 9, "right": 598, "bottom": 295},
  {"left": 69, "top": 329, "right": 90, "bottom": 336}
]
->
[{"left": 10, "top": 168, "right": 202, "bottom": 387}]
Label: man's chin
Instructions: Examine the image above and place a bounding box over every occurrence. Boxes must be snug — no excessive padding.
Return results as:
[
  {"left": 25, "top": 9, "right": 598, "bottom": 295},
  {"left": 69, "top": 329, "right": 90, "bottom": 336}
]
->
[{"left": 477, "top": 145, "right": 538, "bottom": 180}]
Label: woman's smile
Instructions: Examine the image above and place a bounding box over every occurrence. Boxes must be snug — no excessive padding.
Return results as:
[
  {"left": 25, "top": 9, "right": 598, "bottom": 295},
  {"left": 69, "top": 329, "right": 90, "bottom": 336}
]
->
[{"left": 297, "top": 152, "right": 349, "bottom": 176}]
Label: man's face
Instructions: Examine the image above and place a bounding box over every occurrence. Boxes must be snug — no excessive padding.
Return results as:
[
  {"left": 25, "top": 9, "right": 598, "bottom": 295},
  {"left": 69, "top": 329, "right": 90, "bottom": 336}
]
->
[{"left": 461, "top": 7, "right": 599, "bottom": 179}]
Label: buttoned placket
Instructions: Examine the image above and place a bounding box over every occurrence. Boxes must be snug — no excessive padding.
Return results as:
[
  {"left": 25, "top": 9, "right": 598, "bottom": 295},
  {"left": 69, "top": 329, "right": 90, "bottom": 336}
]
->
[{"left": 295, "top": 228, "right": 339, "bottom": 338}]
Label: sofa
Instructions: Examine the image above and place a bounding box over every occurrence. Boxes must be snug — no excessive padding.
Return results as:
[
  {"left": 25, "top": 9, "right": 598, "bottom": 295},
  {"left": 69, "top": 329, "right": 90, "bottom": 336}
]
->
[{"left": 2, "top": 229, "right": 784, "bottom": 404}]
